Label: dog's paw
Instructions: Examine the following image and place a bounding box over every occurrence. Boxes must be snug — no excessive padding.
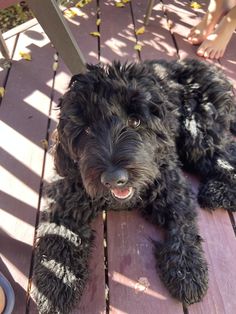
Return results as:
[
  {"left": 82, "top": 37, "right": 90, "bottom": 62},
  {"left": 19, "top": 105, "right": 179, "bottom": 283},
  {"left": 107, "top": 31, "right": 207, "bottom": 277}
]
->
[
  {"left": 155, "top": 242, "right": 208, "bottom": 304},
  {"left": 33, "top": 222, "right": 92, "bottom": 313}
]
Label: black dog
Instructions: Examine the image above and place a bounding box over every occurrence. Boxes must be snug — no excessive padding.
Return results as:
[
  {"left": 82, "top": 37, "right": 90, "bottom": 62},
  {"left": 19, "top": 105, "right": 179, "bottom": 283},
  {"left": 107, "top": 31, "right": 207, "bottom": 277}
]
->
[{"left": 33, "top": 58, "right": 236, "bottom": 313}]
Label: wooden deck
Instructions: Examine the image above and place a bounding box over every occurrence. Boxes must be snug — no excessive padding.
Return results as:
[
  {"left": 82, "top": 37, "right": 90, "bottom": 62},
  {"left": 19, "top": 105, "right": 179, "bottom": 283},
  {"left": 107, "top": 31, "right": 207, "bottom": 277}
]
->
[{"left": 0, "top": 1, "right": 236, "bottom": 313}]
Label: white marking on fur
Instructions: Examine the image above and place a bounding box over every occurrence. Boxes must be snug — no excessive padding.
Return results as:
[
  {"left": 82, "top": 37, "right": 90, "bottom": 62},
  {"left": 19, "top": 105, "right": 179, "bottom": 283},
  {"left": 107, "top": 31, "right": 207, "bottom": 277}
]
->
[
  {"left": 37, "top": 222, "right": 81, "bottom": 247},
  {"left": 184, "top": 116, "right": 198, "bottom": 138},
  {"left": 41, "top": 258, "right": 77, "bottom": 285},
  {"left": 204, "top": 102, "right": 213, "bottom": 112},
  {"left": 217, "top": 158, "right": 234, "bottom": 171}
]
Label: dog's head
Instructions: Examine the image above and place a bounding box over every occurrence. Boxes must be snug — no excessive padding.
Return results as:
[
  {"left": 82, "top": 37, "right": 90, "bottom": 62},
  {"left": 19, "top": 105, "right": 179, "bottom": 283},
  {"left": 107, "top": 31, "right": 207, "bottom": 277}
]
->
[{"left": 54, "top": 62, "right": 176, "bottom": 208}]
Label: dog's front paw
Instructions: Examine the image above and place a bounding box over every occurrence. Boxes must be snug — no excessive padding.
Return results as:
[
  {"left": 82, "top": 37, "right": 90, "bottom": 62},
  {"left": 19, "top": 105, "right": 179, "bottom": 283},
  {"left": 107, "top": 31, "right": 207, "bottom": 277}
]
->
[
  {"left": 155, "top": 241, "right": 208, "bottom": 304},
  {"left": 33, "top": 222, "right": 92, "bottom": 314}
]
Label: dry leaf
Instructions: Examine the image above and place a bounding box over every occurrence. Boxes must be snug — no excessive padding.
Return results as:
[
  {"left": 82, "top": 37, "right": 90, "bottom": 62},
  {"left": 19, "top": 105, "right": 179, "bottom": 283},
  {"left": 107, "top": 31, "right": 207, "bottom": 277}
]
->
[
  {"left": 96, "top": 18, "right": 101, "bottom": 26},
  {"left": 122, "top": 0, "right": 130, "bottom": 3},
  {"left": 135, "top": 277, "right": 150, "bottom": 293},
  {"left": 0, "top": 87, "right": 5, "bottom": 98},
  {"left": 19, "top": 51, "right": 32, "bottom": 61},
  {"left": 190, "top": 1, "right": 202, "bottom": 9},
  {"left": 76, "top": 0, "right": 91, "bottom": 8},
  {"left": 167, "top": 19, "right": 174, "bottom": 29},
  {"left": 90, "top": 31, "right": 100, "bottom": 37},
  {"left": 53, "top": 62, "right": 58, "bottom": 71},
  {"left": 135, "top": 26, "right": 145, "bottom": 35},
  {"left": 64, "top": 8, "right": 78, "bottom": 18},
  {"left": 115, "top": 2, "right": 125, "bottom": 8},
  {"left": 134, "top": 43, "right": 142, "bottom": 51},
  {"left": 40, "top": 139, "right": 49, "bottom": 150}
]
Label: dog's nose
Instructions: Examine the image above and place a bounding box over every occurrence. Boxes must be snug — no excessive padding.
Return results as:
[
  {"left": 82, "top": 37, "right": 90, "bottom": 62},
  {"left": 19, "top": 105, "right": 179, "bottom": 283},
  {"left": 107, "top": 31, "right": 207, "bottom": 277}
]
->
[{"left": 101, "top": 169, "right": 128, "bottom": 188}]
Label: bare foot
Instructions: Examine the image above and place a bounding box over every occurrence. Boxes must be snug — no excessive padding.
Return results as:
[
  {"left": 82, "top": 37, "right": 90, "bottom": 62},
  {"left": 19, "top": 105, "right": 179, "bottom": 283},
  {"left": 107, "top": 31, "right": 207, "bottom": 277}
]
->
[
  {"left": 197, "top": 6, "right": 236, "bottom": 59},
  {"left": 188, "top": 0, "right": 235, "bottom": 45}
]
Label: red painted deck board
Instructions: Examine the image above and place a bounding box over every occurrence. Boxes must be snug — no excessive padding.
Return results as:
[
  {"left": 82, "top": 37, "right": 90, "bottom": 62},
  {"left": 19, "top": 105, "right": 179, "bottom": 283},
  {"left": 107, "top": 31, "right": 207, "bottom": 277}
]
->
[
  {"left": 0, "top": 1, "right": 236, "bottom": 313},
  {"left": 107, "top": 211, "right": 182, "bottom": 314},
  {"left": 51, "top": 60, "right": 106, "bottom": 313},
  {"left": 132, "top": 0, "right": 177, "bottom": 60},
  {"left": 100, "top": 2, "right": 183, "bottom": 313},
  {"left": 0, "top": 24, "right": 55, "bottom": 313},
  {"left": 62, "top": 1, "right": 99, "bottom": 65},
  {"left": 99, "top": 0, "right": 138, "bottom": 63}
]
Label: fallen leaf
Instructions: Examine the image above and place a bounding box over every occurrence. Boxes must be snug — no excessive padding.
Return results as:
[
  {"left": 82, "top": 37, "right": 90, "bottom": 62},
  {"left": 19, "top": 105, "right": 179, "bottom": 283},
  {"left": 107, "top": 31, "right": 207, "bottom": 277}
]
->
[
  {"left": 122, "top": 0, "right": 130, "bottom": 3},
  {"left": 96, "top": 18, "right": 101, "bottom": 26},
  {"left": 64, "top": 8, "right": 78, "bottom": 18},
  {"left": 53, "top": 61, "right": 58, "bottom": 71},
  {"left": 90, "top": 31, "right": 100, "bottom": 37},
  {"left": 115, "top": 2, "right": 125, "bottom": 8},
  {"left": 19, "top": 51, "right": 31, "bottom": 61},
  {"left": 190, "top": 1, "right": 202, "bottom": 9},
  {"left": 0, "top": 87, "right": 5, "bottom": 98},
  {"left": 40, "top": 139, "right": 49, "bottom": 150},
  {"left": 135, "top": 277, "right": 150, "bottom": 293},
  {"left": 167, "top": 19, "right": 174, "bottom": 29},
  {"left": 135, "top": 26, "right": 145, "bottom": 35},
  {"left": 134, "top": 43, "right": 142, "bottom": 51},
  {"left": 76, "top": 0, "right": 91, "bottom": 8}
]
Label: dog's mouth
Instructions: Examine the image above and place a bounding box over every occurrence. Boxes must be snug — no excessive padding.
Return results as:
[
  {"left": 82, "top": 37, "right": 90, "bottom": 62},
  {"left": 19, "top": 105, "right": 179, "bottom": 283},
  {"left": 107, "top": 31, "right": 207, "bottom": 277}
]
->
[{"left": 111, "top": 187, "right": 134, "bottom": 200}]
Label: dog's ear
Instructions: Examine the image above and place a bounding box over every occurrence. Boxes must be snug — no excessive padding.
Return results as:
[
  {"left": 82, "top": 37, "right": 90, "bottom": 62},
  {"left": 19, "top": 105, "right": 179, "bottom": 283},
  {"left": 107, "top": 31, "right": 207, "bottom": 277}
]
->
[{"left": 51, "top": 130, "right": 78, "bottom": 177}]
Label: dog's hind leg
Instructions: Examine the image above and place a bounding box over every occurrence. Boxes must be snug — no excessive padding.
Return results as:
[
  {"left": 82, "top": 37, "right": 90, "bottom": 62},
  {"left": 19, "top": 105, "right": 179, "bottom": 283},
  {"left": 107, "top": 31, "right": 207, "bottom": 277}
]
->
[
  {"left": 197, "top": 140, "right": 236, "bottom": 211},
  {"left": 32, "top": 179, "right": 98, "bottom": 314},
  {"left": 141, "top": 167, "right": 209, "bottom": 305},
  {"left": 178, "top": 122, "right": 236, "bottom": 211}
]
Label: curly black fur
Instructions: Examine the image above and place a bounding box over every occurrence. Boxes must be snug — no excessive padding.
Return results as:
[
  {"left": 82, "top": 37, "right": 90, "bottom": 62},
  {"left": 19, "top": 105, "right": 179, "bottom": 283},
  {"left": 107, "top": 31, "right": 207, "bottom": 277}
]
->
[{"left": 33, "top": 58, "right": 236, "bottom": 313}]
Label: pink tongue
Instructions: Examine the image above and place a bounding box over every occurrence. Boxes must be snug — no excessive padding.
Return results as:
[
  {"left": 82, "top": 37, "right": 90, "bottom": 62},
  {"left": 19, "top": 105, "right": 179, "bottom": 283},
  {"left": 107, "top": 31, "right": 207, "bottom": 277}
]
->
[{"left": 112, "top": 188, "right": 131, "bottom": 197}]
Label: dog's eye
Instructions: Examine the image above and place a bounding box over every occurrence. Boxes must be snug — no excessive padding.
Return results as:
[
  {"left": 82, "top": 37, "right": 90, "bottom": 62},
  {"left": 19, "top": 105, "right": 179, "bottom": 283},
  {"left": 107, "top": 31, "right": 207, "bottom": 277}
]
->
[{"left": 128, "top": 115, "right": 141, "bottom": 128}]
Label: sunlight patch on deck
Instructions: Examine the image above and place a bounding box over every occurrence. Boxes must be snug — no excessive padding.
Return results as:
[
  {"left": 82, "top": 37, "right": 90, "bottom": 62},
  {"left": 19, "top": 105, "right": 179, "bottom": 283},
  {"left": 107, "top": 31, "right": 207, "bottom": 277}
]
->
[
  {"left": 105, "top": 37, "right": 129, "bottom": 57},
  {"left": 0, "top": 256, "right": 29, "bottom": 291},
  {"left": 0, "top": 209, "right": 34, "bottom": 245},
  {"left": 23, "top": 90, "right": 51, "bottom": 116},
  {"left": 111, "top": 272, "right": 167, "bottom": 300},
  {"left": 0, "top": 121, "right": 44, "bottom": 176}
]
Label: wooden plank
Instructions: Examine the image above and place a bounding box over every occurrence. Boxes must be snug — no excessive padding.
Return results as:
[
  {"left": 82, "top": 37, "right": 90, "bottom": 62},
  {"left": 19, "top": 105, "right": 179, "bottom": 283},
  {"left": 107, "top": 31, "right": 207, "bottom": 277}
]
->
[
  {"left": 62, "top": 0, "right": 99, "bottom": 65},
  {"left": 161, "top": 0, "right": 207, "bottom": 59},
  {"left": 27, "top": 3, "right": 105, "bottom": 308},
  {"left": 99, "top": 2, "right": 182, "bottom": 313},
  {"left": 131, "top": 0, "right": 177, "bottom": 60},
  {"left": 185, "top": 175, "right": 236, "bottom": 314},
  {"left": 43, "top": 60, "right": 106, "bottom": 313},
  {"left": 0, "top": 24, "right": 55, "bottom": 313},
  {"left": 99, "top": 0, "right": 138, "bottom": 64},
  {"left": 107, "top": 211, "right": 182, "bottom": 314},
  {"left": 161, "top": 1, "right": 236, "bottom": 312},
  {"left": 219, "top": 30, "right": 236, "bottom": 89}
]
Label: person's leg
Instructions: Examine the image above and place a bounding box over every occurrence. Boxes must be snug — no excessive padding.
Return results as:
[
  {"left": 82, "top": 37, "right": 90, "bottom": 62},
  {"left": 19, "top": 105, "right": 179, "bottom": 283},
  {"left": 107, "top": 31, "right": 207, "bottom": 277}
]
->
[
  {"left": 197, "top": 5, "right": 236, "bottom": 59},
  {"left": 188, "top": 0, "right": 236, "bottom": 45}
]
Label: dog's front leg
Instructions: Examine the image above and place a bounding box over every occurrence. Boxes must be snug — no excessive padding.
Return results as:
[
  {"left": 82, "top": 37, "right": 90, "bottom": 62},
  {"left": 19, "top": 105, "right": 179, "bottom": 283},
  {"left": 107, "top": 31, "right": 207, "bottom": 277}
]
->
[
  {"left": 33, "top": 179, "right": 98, "bottom": 314},
  {"left": 142, "top": 168, "right": 208, "bottom": 305}
]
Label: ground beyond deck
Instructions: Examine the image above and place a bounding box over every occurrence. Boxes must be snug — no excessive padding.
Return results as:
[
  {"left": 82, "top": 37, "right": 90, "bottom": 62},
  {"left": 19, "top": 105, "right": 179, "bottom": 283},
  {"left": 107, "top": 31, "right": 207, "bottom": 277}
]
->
[{"left": 0, "top": 1, "right": 236, "bottom": 314}]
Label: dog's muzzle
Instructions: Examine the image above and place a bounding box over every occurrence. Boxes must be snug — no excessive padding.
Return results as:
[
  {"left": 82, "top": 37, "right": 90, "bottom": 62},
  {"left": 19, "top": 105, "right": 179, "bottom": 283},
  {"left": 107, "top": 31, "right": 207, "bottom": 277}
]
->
[{"left": 101, "top": 168, "right": 134, "bottom": 200}]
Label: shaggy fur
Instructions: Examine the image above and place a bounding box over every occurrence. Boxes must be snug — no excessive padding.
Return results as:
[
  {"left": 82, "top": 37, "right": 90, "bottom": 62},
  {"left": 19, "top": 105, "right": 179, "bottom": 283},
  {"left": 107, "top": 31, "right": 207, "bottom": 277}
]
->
[{"left": 33, "top": 58, "right": 236, "bottom": 313}]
